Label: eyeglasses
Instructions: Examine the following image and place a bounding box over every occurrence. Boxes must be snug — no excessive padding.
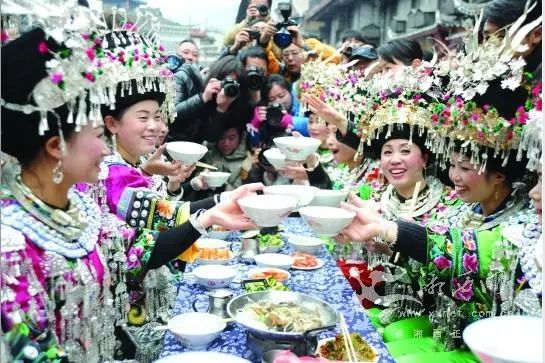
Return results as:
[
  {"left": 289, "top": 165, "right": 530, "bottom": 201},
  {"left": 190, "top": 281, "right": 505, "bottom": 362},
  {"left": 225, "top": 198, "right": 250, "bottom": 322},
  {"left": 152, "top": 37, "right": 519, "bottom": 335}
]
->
[{"left": 282, "top": 51, "right": 301, "bottom": 58}]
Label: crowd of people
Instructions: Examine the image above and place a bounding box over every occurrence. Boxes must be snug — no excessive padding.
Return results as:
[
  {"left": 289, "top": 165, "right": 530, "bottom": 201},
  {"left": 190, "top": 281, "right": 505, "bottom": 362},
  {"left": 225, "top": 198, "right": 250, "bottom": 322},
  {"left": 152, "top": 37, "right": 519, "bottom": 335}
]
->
[{"left": 0, "top": 0, "right": 542, "bottom": 362}]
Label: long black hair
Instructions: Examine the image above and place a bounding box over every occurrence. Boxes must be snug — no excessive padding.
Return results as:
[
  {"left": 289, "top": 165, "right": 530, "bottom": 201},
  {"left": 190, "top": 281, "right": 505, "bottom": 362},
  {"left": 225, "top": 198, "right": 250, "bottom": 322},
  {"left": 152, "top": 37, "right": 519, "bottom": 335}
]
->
[{"left": 377, "top": 39, "right": 423, "bottom": 65}]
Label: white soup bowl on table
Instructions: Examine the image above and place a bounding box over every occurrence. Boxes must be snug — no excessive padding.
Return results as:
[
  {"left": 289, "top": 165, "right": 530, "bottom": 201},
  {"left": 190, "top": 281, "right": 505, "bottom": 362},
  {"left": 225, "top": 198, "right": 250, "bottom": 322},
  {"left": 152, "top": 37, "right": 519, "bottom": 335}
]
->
[
  {"left": 192, "top": 265, "right": 237, "bottom": 289},
  {"left": 166, "top": 312, "right": 226, "bottom": 349},
  {"left": 254, "top": 253, "right": 295, "bottom": 270}
]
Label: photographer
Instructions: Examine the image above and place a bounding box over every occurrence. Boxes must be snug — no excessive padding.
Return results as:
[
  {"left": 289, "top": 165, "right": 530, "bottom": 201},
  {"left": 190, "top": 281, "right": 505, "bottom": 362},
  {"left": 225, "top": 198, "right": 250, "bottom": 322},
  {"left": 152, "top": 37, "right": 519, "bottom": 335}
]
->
[
  {"left": 225, "top": 0, "right": 273, "bottom": 47},
  {"left": 171, "top": 55, "right": 250, "bottom": 144},
  {"left": 239, "top": 46, "right": 269, "bottom": 105},
  {"left": 247, "top": 74, "right": 308, "bottom": 148}
]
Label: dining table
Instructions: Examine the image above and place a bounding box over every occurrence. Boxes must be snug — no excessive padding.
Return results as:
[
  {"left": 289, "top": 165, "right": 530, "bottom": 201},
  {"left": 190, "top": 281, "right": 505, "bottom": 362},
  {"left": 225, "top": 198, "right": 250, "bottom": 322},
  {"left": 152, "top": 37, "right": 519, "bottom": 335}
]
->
[{"left": 158, "top": 217, "right": 395, "bottom": 363}]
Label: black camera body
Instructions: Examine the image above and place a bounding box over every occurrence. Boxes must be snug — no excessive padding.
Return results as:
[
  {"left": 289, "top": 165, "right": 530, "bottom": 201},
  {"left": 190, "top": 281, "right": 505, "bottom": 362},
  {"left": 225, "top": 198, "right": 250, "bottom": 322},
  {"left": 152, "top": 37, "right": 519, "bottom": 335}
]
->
[
  {"left": 256, "top": 3, "right": 269, "bottom": 17},
  {"left": 221, "top": 77, "right": 240, "bottom": 98},
  {"left": 246, "top": 66, "right": 264, "bottom": 91},
  {"left": 266, "top": 102, "right": 284, "bottom": 127},
  {"left": 247, "top": 30, "right": 261, "bottom": 41}
]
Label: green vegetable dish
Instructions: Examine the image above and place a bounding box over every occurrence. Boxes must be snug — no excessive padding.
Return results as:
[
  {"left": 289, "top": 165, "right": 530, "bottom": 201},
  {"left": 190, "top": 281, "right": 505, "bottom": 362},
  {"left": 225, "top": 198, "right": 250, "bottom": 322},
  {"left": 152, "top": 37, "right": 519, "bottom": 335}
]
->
[
  {"left": 243, "top": 277, "right": 289, "bottom": 292},
  {"left": 258, "top": 234, "right": 284, "bottom": 249},
  {"left": 318, "top": 333, "right": 377, "bottom": 362}
]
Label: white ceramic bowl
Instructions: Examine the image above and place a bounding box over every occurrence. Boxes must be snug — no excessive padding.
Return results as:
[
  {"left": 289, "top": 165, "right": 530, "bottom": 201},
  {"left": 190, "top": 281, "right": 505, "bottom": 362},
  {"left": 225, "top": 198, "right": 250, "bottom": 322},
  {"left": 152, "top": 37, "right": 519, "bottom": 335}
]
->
[
  {"left": 273, "top": 136, "right": 321, "bottom": 161},
  {"left": 208, "top": 230, "right": 231, "bottom": 240},
  {"left": 203, "top": 171, "right": 231, "bottom": 188},
  {"left": 166, "top": 141, "right": 208, "bottom": 164},
  {"left": 263, "top": 185, "right": 319, "bottom": 209},
  {"left": 157, "top": 352, "right": 251, "bottom": 363},
  {"left": 254, "top": 253, "right": 295, "bottom": 270},
  {"left": 263, "top": 148, "right": 287, "bottom": 169},
  {"left": 238, "top": 195, "right": 297, "bottom": 227},
  {"left": 298, "top": 206, "right": 356, "bottom": 237},
  {"left": 167, "top": 312, "right": 226, "bottom": 349},
  {"left": 196, "top": 238, "right": 228, "bottom": 249},
  {"left": 310, "top": 189, "right": 349, "bottom": 207},
  {"left": 286, "top": 235, "right": 324, "bottom": 255},
  {"left": 192, "top": 265, "right": 237, "bottom": 288},
  {"left": 463, "top": 316, "right": 543, "bottom": 363}
]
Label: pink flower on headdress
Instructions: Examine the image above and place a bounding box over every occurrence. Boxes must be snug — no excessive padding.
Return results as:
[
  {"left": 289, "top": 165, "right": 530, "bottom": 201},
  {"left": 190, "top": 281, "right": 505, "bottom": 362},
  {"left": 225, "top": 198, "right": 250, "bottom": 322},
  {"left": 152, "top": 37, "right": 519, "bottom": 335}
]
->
[
  {"left": 38, "top": 41, "right": 49, "bottom": 54},
  {"left": 442, "top": 109, "right": 451, "bottom": 118},
  {"left": 431, "top": 114, "right": 440, "bottom": 123},
  {"left": 1, "top": 30, "right": 10, "bottom": 45},
  {"left": 471, "top": 113, "right": 480, "bottom": 121},
  {"left": 82, "top": 33, "right": 90, "bottom": 40},
  {"left": 143, "top": 53, "right": 150, "bottom": 59},
  {"left": 483, "top": 104, "right": 491, "bottom": 112},
  {"left": 476, "top": 131, "right": 484, "bottom": 139},
  {"left": 84, "top": 72, "right": 95, "bottom": 82},
  {"left": 85, "top": 47, "right": 96, "bottom": 61},
  {"left": 413, "top": 93, "right": 422, "bottom": 102},
  {"left": 50, "top": 72, "right": 63, "bottom": 85},
  {"left": 532, "top": 83, "right": 542, "bottom": 96},
  {"left": 506, "top": 130, "right": 514, "bottom": 140},
  {"left": 159, "top": 44, "right": 165, "bottom": 52},
  {"left": 516, "top": 106, "right": 529, "bottom": 124},
  {"left": 122, "top": 22, "right": 136, "bottom": 31},
  {"left": 146, "top": 59, "right": 152, "bottom": 66}
]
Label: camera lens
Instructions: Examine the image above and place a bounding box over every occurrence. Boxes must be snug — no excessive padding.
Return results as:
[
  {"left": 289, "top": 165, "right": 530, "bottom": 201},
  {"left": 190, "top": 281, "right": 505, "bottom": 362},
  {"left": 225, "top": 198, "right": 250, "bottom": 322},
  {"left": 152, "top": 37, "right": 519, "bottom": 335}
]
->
[
  {"left": 222, "top": 77, "right": 240, "bottom": 98},
  {"left": 273, "top": 28, "right": 292, "bottom": 49},
  {"left": 257, "top": 4, "right": 269, "bottom": 16},
  {"left": 266, "top": 103, "right": 284, "bottom": 127},
  {"left": 166, "top": 54, "right": 182, "bottom": 71},
  {"left": 246, "top": 66, "right": 264, "bottom": 91}
]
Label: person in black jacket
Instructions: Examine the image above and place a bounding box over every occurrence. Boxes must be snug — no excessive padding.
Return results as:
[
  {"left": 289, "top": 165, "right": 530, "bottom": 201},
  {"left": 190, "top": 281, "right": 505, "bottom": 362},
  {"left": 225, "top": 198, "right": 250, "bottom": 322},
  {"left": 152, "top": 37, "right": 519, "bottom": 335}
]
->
[{"left": 170, "top": 56, "right": 251, "bottom": 144}]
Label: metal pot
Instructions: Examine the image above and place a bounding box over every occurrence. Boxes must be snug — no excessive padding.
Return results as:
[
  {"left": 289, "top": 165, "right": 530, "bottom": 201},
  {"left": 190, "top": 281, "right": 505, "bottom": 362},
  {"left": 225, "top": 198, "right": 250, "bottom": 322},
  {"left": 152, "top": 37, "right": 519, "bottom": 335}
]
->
[{"left": 226, "top": 291, "right": 338, "bottom": 341}]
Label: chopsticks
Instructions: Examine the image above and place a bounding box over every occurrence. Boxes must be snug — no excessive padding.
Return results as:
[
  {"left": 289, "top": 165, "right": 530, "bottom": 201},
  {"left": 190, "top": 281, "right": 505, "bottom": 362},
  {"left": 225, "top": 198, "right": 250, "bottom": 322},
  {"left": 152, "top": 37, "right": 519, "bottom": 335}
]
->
[
  {"left": 196, "top": 161, "right": 218, "bottom": 170},
  {"left": 339, "top": 314, "right": 357, "bottom": 362}
]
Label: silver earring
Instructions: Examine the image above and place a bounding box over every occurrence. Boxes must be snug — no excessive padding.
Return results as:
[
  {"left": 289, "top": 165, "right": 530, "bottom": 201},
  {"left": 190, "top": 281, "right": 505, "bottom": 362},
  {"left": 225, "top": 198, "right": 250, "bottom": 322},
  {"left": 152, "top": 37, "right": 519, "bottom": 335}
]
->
[
  {"left": 110, "top": 134, "right": 117, "bottom": 151},
  {"left": 52, "top": 160, "right": 64, "bottom": 184}
]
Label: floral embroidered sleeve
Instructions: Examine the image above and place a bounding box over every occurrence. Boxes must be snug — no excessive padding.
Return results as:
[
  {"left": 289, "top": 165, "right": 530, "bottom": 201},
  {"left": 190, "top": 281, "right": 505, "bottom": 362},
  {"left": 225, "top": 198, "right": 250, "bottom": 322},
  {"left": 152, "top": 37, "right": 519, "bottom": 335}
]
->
[
  {"left": 423, "top": 225, "right": 506, "bottom": 319},
  {"left": 116, "top": 187, "right": 191, "bottom": 232}
]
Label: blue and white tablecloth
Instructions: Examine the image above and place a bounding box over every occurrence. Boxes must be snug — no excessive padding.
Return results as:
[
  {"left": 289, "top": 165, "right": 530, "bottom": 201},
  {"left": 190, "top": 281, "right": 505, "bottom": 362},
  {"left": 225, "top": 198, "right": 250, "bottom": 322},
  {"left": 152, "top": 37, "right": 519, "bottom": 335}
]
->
[{"left": 159, "top": 218, "right": 394, "bottom": 363}]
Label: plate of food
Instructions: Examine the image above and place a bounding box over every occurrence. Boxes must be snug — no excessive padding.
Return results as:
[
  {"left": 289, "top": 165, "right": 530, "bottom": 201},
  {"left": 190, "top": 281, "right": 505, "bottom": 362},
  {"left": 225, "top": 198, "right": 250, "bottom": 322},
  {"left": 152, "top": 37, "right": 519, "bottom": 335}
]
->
[
  {"left": 291, "top": 252, "right": 324, "bottom": 270},
  {"left": 247, "top": 267, "right": 291, "bottom": 282},
  {"left": 316, "top": 333, "right": 379, "bottom": 362},
  {"left": 196, "top": 247, "right": 234, "bottom": 265}
]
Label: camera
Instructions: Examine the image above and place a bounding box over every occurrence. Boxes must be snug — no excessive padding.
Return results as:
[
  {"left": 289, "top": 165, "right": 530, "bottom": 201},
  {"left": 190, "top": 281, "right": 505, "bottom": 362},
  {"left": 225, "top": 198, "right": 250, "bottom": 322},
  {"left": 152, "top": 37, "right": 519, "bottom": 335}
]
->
[
  {"left": 256, "top": 3, "right": 269, "bottom": 17},
  {"left": 221, "top": 77, "right": 240, "bottom": 98},
  {"left": 247, "top": 30, "right": 261, "bottom": 41},
  {"left": 246, "top": 66, "right": 264, "bottom": 91},
  {"left": 166, "top": 53, "right": 184, "bottom": 72},
  {"left": 273, "top": 0, "right": 297, "bottom": 49},
  {"left": 266, "top": 102, "right": 284, "bottom": 127}
]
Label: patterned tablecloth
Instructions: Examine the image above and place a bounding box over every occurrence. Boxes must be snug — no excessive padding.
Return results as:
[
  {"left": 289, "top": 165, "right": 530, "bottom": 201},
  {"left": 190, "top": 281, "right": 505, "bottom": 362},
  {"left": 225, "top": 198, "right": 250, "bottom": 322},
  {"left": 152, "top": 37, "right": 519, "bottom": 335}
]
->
[{"left": 159, "top": 218, "right": 394, "bottom": 363}]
